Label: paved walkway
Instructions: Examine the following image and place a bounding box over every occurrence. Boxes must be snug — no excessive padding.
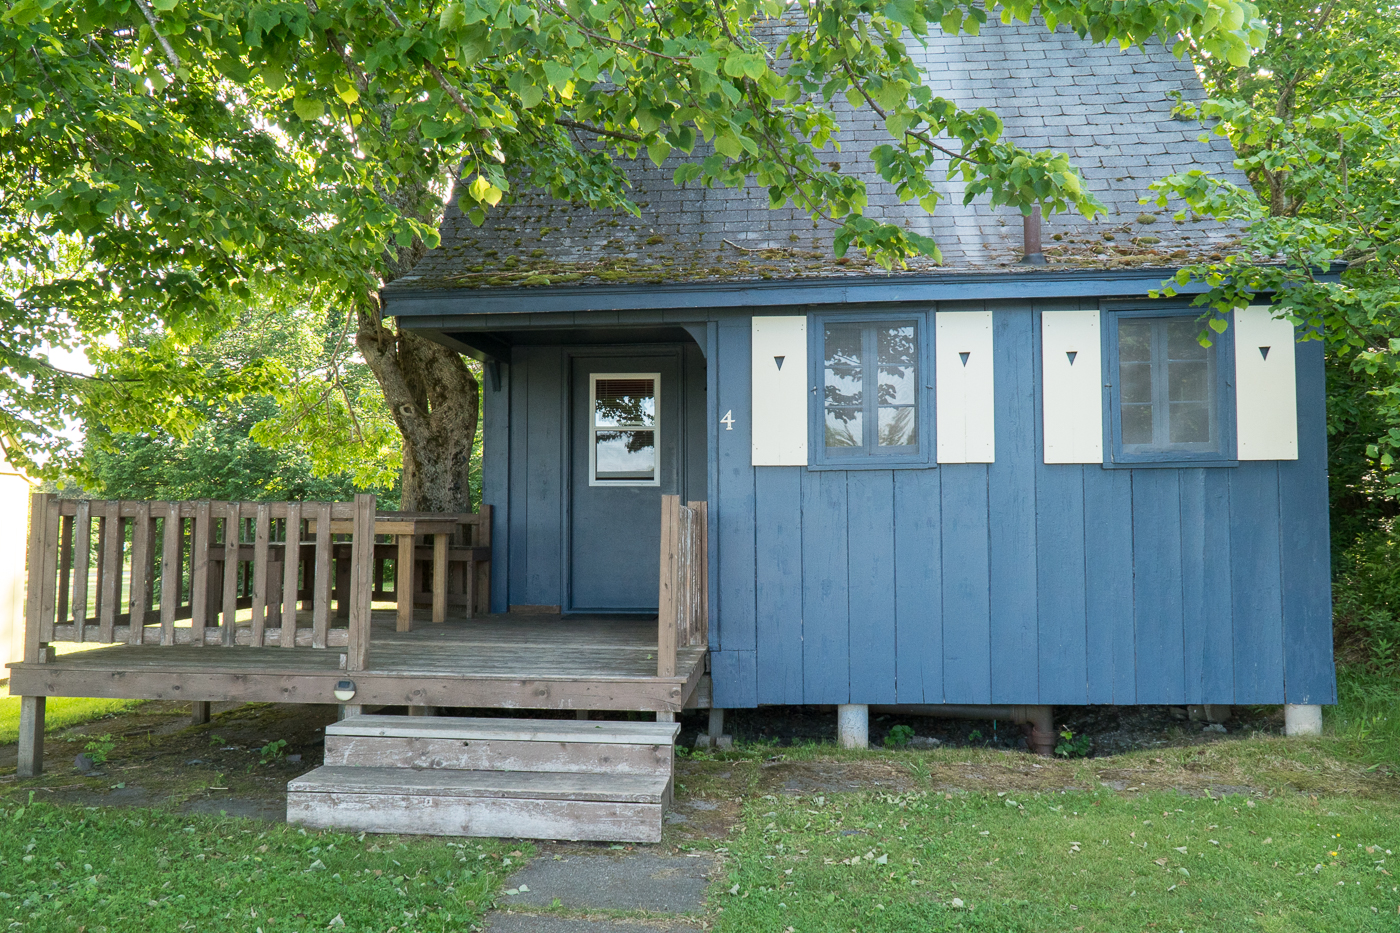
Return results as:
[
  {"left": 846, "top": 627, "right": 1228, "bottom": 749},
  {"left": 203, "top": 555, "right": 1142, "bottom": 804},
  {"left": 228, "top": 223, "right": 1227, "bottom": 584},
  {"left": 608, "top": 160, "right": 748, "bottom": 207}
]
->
[{"left": 485, "top": 848, "right": 719, "bottom": 931}]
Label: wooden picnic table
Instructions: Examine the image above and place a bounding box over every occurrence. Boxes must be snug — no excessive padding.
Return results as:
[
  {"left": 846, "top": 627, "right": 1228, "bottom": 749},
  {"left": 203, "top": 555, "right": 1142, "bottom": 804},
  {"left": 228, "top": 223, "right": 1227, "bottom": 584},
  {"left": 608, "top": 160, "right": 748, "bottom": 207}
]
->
[{"left": 310, "top": 512, "right": 469, "bottom": 632}]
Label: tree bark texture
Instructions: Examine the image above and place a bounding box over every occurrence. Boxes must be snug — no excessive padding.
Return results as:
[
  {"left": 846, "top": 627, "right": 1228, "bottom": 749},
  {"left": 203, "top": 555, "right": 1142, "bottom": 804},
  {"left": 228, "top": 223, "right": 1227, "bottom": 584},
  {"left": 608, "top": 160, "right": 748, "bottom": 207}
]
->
[{"left": 357, "top": 301, "right": 479, "bottom": 513}]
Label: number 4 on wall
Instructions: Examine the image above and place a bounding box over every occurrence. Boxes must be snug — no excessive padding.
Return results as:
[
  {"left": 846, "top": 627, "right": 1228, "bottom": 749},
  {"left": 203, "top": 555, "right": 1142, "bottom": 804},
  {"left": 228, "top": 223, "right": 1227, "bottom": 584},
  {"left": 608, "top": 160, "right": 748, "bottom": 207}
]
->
[{"left": 721, "top": 410, "right": 735, "bottom": 431}]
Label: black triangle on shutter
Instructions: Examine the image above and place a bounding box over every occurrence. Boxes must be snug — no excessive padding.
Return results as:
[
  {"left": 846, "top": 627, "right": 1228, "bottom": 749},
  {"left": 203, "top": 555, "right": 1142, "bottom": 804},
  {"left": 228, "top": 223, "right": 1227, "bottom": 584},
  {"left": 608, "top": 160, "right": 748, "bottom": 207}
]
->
[
  {"left": 1066, "top": 351, "right": 1078, "bottom": 365},
  {"left": 959, "top": 351, "right": 970, "bottom": 367},
  {"left": 774, "top": 355, "right": 785, "bottom": 370},
  {"left": 1259, "top": 346, "right": 1270, "bottom": 360}
]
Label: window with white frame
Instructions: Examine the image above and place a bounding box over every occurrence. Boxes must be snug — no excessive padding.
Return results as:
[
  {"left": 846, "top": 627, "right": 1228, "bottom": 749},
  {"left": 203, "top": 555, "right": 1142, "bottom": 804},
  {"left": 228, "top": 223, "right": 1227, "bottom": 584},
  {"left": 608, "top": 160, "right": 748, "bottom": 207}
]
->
[{"left": 589, "top": 374, "right": 659, "bottom": 485}]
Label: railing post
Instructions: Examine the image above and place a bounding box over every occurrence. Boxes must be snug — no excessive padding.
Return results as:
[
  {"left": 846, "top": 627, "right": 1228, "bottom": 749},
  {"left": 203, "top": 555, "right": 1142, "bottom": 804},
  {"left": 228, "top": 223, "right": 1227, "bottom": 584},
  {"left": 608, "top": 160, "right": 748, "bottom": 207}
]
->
[
  {"left": 687, "top": 500, "right": 708, "bottom": 648},
  {"left": 657, "top": 495, "right": 679, "bottom": 678},
  {"left": 19, "top": 493, "right": 56, "bottom": 777},
  {"left": 346, "top": 493, "right": 376, "bottom": 672}
]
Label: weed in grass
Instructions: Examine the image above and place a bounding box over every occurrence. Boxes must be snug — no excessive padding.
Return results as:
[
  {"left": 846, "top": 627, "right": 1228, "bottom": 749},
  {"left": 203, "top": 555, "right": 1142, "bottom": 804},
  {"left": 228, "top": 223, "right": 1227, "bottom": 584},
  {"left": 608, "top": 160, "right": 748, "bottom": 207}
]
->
[
  {"left": 256, "top": 739, "right": 287, "bottom": 767},
  {"left": 84, "top": 734, "right": 116, "bottom": 765},
  {"left": 884, "top": 725, "right": 916, "bottom": 749},
  {"left": 1055, "top": 726, "right": 1092, "bottom": 759}
]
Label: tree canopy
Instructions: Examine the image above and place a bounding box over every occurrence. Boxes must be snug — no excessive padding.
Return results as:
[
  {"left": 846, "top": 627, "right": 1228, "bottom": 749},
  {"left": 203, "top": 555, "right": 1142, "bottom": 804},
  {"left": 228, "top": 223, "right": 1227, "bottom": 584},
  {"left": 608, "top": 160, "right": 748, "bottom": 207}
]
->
[
  {"left": 1, "top": 0, "right": 1268, "bottom": 493},
  {"left": 1154, "top": 0, "right": 1399, "bottom": 527}
]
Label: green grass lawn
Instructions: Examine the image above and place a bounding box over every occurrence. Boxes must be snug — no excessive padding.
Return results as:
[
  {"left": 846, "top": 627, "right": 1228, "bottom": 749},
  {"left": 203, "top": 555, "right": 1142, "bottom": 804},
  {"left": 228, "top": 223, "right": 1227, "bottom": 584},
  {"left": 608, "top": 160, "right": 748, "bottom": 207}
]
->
[
  {"left": 0, "top": 801, "right": 520, "bottom": 933},
  {"left": 709, "top": 787, "right": 1400, "bottom": 932}
]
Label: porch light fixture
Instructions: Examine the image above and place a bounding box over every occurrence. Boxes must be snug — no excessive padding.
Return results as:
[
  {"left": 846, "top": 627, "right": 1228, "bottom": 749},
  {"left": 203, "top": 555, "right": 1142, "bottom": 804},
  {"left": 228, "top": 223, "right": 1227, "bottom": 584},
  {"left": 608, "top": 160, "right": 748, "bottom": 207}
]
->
[{"left": 333, "top": 680, "right": 357, "bottom": 702}]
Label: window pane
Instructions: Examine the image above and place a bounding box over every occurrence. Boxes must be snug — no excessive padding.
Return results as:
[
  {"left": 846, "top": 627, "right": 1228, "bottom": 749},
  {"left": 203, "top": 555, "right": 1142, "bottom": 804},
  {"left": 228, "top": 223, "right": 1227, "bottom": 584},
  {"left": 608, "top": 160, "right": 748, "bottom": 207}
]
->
[
  {"left": 1169, "top": 360, "right": 1210, "bottom": 401},
  {"left": 876, "top": 325, "right": 918, "bottom": 406},
  {"left": 824, "top": 323, "right": 863, "bottom": 410},
  {"left": 1166, "top": 320, "right": 1207, "bottom": 360},
  {"left": 595, "top": 430, "right": 655, "bottom": 480},
  {"left": 825, "top": 408, "right": 863, "bottom": 448},
  {"left": 594, "top": 378, "right": 655, "bottom": 427},
  {"left": 1170, "top": 403, "right": 1210, "bottom": 443},
  {"left": 878, "top": 406, "right": 917, "bottom": 447},
  {"left": 1120, "top": 362, "right": 1153, "bottom": 405},
  {"left": 1121, "top": 404, "right": 1153, "bottom": 445},
  {"left": 1119, "top": 320, "right": 1152, "bottom": 362}
]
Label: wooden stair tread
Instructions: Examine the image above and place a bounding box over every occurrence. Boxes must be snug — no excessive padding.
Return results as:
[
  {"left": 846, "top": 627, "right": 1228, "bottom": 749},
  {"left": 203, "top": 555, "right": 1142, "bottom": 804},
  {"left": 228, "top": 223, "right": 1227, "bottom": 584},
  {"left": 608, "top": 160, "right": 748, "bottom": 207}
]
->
[
  {"left": 290, "top": 766, "right": 669, "bottom": 803},
  {"left": 326, "top": 715, "right": 680, "bottom": 745}
]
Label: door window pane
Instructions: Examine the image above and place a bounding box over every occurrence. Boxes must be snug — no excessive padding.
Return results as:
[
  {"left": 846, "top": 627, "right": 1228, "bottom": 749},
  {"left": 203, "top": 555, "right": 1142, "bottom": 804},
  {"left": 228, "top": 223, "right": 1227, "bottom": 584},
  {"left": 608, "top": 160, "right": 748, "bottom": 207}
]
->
[
  {"left": 595, "top": 430, "right": 656, "bottom": 480},
  {"left": 823, "top": 320, "right": 919, "bottom": 455},
  {"left": 1117, "top": 317, "right": 1218, "bottom": 455},
  {"left": 592, "top": 374, "right": 658, "bottom": 484}
]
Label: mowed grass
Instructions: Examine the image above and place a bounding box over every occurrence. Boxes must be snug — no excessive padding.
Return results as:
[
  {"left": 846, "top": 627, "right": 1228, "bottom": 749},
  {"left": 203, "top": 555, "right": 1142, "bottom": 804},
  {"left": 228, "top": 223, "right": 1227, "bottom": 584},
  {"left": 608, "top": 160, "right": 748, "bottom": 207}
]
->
[
  {"left": 711, "top": 787, "right": 1400, "bottom": 932},
  {"left": 0, "top": 801, "right": 520, "bottom": 933}
]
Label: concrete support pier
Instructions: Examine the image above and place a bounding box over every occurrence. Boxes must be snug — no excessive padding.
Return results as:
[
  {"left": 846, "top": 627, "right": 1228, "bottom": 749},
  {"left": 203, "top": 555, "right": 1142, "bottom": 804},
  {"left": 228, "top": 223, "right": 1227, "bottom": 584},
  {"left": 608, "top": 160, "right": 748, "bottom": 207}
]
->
[
  {"left": 1284, "top": 704, "right": 1323, "bottom": 736},
  {"left": 837, "top": 704, "right": 869, "bottom": 749}
]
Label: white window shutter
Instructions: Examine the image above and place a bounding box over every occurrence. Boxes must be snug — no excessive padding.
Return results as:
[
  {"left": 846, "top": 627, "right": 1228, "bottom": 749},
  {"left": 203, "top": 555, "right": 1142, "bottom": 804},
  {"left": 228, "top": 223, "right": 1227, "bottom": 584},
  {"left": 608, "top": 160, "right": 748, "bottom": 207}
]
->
[
  {"left": 1234, "top": 305, "right": 1298, "bottom": 460},
  {"left": 1041, "top": 309, "right": 1103, "bottom": 464},
  {"left": 751, "top": 315, "right": 809, "bottom": 466},
  {"left": 936, "top": 310, "right": 995, "bottom": 463}
]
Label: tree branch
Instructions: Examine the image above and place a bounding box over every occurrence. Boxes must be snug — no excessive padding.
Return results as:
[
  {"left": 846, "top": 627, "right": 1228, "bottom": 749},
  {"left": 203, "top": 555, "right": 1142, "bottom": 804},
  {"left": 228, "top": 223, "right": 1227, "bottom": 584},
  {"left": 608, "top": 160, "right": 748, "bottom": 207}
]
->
[
  {"left": 376, "top": 1, "right": 475, "bottom": 117},
  {"left": 554, "top": 117, "right": 642, "bottom": 143},
  {"left": 132, "top": 0, "right": 182, "bottom": 71},
  {"left": 305, "top": 0, "right": 370, "bottom": 95}
]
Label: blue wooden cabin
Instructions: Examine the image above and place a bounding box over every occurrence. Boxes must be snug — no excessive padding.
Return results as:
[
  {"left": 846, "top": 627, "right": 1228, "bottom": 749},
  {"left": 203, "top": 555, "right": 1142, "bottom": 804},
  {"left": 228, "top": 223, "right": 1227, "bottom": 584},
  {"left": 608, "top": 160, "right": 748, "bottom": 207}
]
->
[{"left": 384, "top": 20, "right": 1336, "bottom": 722}]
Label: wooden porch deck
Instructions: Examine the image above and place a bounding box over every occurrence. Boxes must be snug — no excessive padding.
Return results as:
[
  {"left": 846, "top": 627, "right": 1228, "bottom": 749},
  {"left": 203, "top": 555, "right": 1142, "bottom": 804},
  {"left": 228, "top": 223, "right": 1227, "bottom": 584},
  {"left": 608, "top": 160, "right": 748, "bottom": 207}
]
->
[{"left": 8, "top": 612, "right": 708, "bottom": 714}]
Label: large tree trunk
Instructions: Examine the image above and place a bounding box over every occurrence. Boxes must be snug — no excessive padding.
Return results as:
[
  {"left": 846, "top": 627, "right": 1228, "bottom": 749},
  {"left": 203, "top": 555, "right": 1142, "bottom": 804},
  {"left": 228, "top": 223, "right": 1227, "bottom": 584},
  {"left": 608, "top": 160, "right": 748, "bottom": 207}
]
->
[
  {"left": 357, "top": 304, "right": 479, "bottom": 512},
  {"left": 356, "top": 228, "right": 480, "bottom": 513}
]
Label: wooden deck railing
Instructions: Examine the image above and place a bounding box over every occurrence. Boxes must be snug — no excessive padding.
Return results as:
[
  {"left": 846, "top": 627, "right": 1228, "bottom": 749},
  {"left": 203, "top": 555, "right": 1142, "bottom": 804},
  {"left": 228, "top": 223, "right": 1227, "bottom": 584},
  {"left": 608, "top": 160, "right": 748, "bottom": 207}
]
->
[
  {"left": 23, "top": 493, "right": 380, "bottom": 669},
  {"left": 657, "top": 495, "right": 707, "bottom": 677},
  {"left": 21, "top": 494, "right": 493, "bottom": 673}
]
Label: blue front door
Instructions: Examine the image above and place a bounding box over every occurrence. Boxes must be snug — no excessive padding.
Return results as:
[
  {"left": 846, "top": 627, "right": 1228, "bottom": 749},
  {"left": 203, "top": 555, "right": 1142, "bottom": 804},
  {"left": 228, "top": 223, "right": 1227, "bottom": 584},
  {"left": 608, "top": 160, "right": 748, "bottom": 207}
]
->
[{"left": 569, "top": 352, "right": 684, "bottom": 612}]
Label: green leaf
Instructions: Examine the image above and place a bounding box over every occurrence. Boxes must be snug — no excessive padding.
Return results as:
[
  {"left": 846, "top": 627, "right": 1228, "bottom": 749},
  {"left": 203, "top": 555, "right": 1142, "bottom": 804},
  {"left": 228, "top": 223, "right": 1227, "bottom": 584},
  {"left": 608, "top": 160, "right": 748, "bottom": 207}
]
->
[
  {"left": 672, "top": 163, "right": 703, "bottom": 185},
  {"left": 647, "top": 140, "right": 672, "bottom": 166},
  {"left": 541, "top": 61, "right": 572, "bottom": 91},
  {"left": 293, "top": 95, "right": 324, "bottom": 122},
  {"left": 713, "top": 133, "right": 743, "bottom": 159}
]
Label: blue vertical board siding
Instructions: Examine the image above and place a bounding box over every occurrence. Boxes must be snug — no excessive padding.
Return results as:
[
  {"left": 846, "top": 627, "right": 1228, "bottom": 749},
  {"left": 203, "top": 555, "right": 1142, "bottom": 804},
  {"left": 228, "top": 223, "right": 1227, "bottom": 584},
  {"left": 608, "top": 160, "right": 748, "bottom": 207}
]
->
[
  {"left": 754, "top": 467, "right": 804, "bottom": 704},
  {"left": 1180, "top": 469, "right": 1235, "bottom": 704},
  {"left": 1036, "top": 466, "right": 1088, "bottom": 704},
  {"left": 1280, "top": 337, "right": 1336, "bottom": 703},
  {"left": 484, "top": 361, "right": 511, "bottom": 613},
  {"left": 894, "top": 469, "right": 942, "bottom": 702},
  {"left": 711, "top": 650, "right": 758, "bottom": 708},
  {"left": 1132, "top": 470, "right": 1186, "bottom": 704},
  {"left": 801, "top": 469, "right": 850, "bottom": 703},
  {"left": 715, "top": 319, "right": 756, "bottom": 653},
  {"left": 846, "top": 471, "right": 898, "bottom": 704},
  {"left": 1083, "top": 468, "right": 1134, "bottom": 703},
  {"left": 989, "top": 305, "right": 1039, "bottom": 702},
  {"left": 1230, "top": 462, "right": 1286, "bottom": 703},
  {"left": 941, "top": 465, "right": 992, "bottom": 703},
  {"left": 706, "top": 322, "right": 721, "bottom": 652},
  {"left": 524, "top": 347, "right": 565, "bottom": 606},
  {"left": 507, "top": 352, "right": 530, "bottom": 606}
]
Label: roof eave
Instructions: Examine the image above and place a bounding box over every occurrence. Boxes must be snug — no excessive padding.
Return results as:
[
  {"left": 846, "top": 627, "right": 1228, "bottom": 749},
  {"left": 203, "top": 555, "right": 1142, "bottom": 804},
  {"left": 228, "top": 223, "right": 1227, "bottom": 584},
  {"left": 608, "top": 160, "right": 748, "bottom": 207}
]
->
[{"left": 384, "top": 263, "right": 1342, "bottom": 323}]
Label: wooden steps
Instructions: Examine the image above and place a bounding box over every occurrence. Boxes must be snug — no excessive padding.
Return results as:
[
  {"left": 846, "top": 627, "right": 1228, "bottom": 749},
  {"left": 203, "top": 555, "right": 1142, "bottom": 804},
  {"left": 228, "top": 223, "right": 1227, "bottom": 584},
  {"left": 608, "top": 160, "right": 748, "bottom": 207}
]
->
[{"left": 288, "top": 715, "right": 680, "bottom": 842}]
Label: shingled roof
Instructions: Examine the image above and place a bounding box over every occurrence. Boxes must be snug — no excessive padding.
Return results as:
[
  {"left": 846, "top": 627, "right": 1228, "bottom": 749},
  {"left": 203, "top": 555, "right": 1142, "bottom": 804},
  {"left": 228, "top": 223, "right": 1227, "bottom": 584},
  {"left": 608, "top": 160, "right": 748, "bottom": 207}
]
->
[{"left": 391, "top": 17, "right": 1248, "bottom": 293}]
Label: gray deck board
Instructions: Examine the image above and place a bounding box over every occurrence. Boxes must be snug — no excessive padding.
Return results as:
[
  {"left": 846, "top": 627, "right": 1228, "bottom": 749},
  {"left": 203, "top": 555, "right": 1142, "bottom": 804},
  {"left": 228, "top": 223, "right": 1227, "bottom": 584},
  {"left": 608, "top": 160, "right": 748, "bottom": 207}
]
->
[{"left": 290, "top": 766, "right": 668, "bottom": 803}]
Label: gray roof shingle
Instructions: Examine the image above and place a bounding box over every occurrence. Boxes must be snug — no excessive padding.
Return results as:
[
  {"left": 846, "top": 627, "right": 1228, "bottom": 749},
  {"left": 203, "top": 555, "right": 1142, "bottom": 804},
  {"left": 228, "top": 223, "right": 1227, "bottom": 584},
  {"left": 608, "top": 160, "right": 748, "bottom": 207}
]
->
[{"left": 392, "top": 17, "right": 1246, "bottom": 292}]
